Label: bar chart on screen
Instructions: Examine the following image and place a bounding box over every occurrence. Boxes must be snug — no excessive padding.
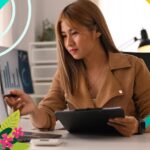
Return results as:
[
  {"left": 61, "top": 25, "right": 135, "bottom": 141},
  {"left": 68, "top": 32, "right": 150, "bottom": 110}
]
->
[
  {"left": 2, "top": 61, "right": 22, "bottom": 89},
  {"left": 0, "top": 49, "right": 23, "bottom": 94}
]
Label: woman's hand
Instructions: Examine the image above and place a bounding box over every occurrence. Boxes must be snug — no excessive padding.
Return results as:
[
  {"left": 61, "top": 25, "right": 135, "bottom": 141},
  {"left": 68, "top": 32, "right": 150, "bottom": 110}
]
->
[
  {"left": 108, "top": 116, "right": 139, "bottom": 137},
  {"left": 4, "top": 89, "right": 37, "bottom": 116}
]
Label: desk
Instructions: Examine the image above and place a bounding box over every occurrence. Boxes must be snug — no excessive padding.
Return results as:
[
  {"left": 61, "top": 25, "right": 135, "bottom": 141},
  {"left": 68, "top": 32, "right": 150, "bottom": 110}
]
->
[{"left": 20, "top": 117, "right": 150, "bottom": 150}]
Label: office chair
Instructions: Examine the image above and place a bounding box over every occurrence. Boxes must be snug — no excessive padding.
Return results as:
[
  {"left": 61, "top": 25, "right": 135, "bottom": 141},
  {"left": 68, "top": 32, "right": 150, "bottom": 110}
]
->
[{"left": 123, "top": 52, "right": 150, "bottom": 71}]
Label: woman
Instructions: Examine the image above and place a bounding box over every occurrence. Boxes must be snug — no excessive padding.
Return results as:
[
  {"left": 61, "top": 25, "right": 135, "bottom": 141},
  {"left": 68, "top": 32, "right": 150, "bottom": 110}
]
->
[{"left": 5, "top": 0, "right": 150, "bottom": 136}]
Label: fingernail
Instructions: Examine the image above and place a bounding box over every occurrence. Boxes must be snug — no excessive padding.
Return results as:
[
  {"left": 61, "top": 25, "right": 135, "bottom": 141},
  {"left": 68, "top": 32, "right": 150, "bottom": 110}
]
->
[{"left": 107, "top": 122, "right": 112, "bottom": 126}]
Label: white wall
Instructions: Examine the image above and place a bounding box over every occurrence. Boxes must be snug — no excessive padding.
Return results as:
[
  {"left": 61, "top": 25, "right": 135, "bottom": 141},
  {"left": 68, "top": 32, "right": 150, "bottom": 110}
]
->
[
  {"left": 11, "top": 0, "right": 36, "bottom": 50},
  {"left": 99, "top": 0, "right": 150, "bottom": 52}
]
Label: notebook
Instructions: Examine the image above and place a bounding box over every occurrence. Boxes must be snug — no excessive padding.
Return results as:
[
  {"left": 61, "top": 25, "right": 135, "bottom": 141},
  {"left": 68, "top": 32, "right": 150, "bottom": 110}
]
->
[{"left": 55, "top": 107, "right": 125, "bottom": 134}]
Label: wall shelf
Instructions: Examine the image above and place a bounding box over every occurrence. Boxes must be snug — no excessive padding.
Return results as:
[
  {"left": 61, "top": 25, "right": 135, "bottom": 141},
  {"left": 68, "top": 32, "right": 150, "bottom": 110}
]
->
[{"left": 29, "top": 41, "right": 57, "bottom": 101}]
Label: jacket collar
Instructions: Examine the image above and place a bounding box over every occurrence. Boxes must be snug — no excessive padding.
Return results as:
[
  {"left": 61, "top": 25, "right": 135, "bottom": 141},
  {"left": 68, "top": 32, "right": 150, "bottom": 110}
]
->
[
  {"left": 95, "top": 67, "right": 124, "bottom": 107},
  {"left": 108, "top": 52, "right": 131, "bottom": 70}
]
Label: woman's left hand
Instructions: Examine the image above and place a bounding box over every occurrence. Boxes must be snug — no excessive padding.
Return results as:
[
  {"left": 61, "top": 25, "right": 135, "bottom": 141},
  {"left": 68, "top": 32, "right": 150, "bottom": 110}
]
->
[{"left": 108, "top": 116, "right": 139, "bottom": 137}]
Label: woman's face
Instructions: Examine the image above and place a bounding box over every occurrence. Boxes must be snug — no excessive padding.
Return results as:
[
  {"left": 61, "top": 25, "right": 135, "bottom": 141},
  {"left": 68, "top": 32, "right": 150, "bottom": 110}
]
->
[{"left": 60, "top": 20, "right": 100, "bottom": 60}]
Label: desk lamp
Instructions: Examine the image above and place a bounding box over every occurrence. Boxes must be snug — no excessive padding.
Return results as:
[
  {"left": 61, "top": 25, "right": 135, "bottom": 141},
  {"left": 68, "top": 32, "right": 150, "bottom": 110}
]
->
[
  {"left": 138, "top": 29, "right": 150, "bottom": 51},
  {"left": 119, "top": 29, "right": 150, "bottom": 51}
]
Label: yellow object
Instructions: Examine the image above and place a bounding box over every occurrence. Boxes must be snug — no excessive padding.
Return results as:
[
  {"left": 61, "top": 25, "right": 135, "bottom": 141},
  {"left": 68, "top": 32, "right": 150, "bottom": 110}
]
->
[
  {"left": 146, "top": 0, "right": 150, "bottom": 4},
  {"left": 138, "top": 45, "right": 150, "bottom": 51}
]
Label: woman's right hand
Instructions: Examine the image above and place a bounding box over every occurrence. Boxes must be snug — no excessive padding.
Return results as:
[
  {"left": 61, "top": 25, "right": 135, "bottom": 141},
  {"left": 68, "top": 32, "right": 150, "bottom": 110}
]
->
[{"left": 4, "top": 89, "right": 37, "bottom": 116}]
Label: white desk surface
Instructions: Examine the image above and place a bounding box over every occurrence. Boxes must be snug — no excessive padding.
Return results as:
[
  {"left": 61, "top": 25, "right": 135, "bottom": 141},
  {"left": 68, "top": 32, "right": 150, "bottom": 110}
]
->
[{"left": 20, "top": 117, "right": 150, "bottom": 150}]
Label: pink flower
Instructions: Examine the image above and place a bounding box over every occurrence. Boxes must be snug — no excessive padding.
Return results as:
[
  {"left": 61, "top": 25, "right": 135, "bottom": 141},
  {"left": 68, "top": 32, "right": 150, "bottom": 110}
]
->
[
  {"left": 0, "top": 133, "right": 13, "bottom": 149},
  {"left": 12, "top": 127, "right": 24, "bottom": 139}
]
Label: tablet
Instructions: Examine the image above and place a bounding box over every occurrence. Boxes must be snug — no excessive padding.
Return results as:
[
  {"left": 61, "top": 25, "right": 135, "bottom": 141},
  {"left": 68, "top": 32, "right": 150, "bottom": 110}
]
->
[{"left": 55, "top": 107, "right": 125, "bottom": 134}]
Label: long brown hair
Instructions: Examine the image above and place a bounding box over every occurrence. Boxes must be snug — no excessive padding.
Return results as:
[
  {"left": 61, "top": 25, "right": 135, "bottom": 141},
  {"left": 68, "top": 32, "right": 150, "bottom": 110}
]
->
[{"left": 56, "top": 0, "right": 119, "bottom": 95}]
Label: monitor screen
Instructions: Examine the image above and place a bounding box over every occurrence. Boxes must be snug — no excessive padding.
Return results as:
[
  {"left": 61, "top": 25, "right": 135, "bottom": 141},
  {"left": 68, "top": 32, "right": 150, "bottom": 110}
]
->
[
  {"left": 0, "top": 84, "right": 8, "bottom": 124},
  {"left": 0, "top": 47, "right": 34, "bottom": 94}
]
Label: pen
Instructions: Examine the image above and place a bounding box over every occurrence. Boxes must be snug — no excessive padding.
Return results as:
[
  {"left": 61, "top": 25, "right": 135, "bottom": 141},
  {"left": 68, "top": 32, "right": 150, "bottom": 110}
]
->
[{"left": 3, "top": 94, "right": 18, "bottom": 98}]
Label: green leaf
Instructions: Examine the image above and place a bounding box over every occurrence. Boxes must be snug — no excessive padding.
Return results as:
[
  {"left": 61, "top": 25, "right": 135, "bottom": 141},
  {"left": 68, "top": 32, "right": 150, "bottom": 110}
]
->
[
  {"left": 0, "top": 128, "right": 12, "bottom": 138},
  {"left": 0, "top": 144, "right": 2, "bottom": 150},
  {"left": 0, "top": 110, "right": 20, "bottom": 132},
  {"left": 11, "top": 142, "right": 30, "bottom": 150},
  {"left": 12, "top": 138, "right": 18, "bottom": 144}
]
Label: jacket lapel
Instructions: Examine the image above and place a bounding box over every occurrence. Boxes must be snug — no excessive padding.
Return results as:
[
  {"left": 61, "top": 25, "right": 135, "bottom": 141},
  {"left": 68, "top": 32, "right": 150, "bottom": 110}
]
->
[
  {"left": 95, "top": 69, "right": 124, "bottom": 107},
  {"left": 95, "top": 52, "right": 131, "bottom": 107}
]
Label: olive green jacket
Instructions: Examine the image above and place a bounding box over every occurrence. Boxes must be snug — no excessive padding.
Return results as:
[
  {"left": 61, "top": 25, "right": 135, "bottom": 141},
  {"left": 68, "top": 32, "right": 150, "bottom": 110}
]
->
[{"left": 38, "top": 52, "right": 150, "bottom": 129}]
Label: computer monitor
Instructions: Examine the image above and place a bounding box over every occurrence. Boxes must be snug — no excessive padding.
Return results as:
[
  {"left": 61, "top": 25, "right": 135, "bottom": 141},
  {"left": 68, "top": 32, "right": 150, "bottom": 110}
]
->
[
  {"left": 0, "top": 47, "right": 34, "bottom": 94},
  {"left": 0, "top": 84, "right": 8, "bottom": 124}
]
